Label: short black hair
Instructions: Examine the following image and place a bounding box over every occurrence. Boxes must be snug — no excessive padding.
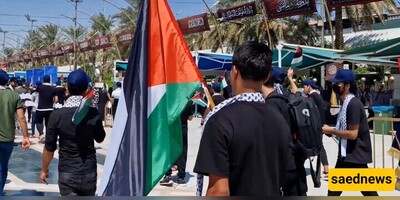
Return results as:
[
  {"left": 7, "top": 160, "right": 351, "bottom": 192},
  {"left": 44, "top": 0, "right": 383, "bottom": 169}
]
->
[
  {"left": 264, "top": 73, "right": 274, "bottom": 87},
  {"left": 347, "top": 82, "right": 358, "bottom": 95},
  {"left": 68, "top": 85, "right": 88, "bottom": 95},
  {"left": 232, "top": 41, "right": 272, "bottom": 82}
]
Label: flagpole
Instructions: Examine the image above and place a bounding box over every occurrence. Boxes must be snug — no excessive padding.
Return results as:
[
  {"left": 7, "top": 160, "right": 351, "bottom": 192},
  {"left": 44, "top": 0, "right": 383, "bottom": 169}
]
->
[
  {"left": 203, "top": 84, "right": 215, "bottom": 109},
  {"left": 277, "top": 42, "right": 283, "bottom": 68}
]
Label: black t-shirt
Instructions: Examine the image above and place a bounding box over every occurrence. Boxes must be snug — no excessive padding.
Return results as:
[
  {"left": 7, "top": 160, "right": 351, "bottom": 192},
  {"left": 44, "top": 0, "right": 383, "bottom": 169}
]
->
[
  {"left": 342, "top": 97, "right": 372, "bottom": 164},
  {"left": 212, "top": 94, "right": 225, "bottom": 106},
  {"left": 308, "top": 92, "right": 326, "bottom": 124},
  {"left": 55, "top": 87, "right": 66, "bottom": 104},
  {"left": 194, "top": 101, "right": 290, "bottom": 196},
  {"left": 45, "top": 107, "right": 106, "bottom": 174},
  {"left": 180, "top": 102, "right": 194, "bottom": 126},
  {"left": 36, "top": 84, "right": 57, "bottom": 110}
]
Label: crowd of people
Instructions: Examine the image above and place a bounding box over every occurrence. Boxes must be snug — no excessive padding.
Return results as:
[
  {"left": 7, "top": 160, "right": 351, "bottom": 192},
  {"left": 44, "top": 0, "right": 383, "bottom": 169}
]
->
[{"left": 0, "top": 41, "right": 397, "bottom": 197}]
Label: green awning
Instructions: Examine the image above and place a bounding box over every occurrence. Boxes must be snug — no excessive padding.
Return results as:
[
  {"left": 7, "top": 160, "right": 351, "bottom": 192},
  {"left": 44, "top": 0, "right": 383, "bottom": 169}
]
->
[
  {"left": 273, "top": 43, "right": 396, "bottom": 69},
  {"left": 341, "top": 37, "right": 400, "bottom": 59},
  {"left": 116, "top": 62, "right": 128, "bottom": 70}
]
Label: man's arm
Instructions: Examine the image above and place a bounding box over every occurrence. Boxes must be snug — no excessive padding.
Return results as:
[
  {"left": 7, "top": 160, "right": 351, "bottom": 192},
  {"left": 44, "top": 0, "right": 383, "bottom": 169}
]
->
[
  {"left": 323, "top": 124, "right": 358, "bottom": 140},
  {"left": 206, "top": 175, "right": 229, "bottom": 196},
  {"left": 287, "top": 68, "right": 298, "bottom": 93},
  {"left": 40, "top": 147, "right": 54, "bottom": 184},
  {"left": 16, "top": 108, "right": 30, "bottom": 150}
]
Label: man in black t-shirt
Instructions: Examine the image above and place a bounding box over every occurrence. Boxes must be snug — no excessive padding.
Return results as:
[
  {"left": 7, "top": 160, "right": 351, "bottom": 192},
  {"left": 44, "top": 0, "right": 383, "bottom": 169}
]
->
[
  {"left": 36, "top": 75, "right": 57, "bottom": 143},
  {"left": 194, "top": 41, "right": 290, "bottom": 196},
  {"left": 262, "top": 70, "right": 309, "bottom": 196},
  {"left": 40, "top": 69, "right": 105, "bottom": 196},
  {"left": 302, "top": 79, "right": 330, "bottom": 179},
  {"left": 323, "top": 69, "right": 377, "bottom": 196}
]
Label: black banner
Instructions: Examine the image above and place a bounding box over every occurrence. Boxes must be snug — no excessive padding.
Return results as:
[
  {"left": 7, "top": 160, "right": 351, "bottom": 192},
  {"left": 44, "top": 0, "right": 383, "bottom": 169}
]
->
[
  {"left": 217, "top": 1, "right": 257, "bottom": 22},
  {"left": 263, "top": 0, "right": 317, "bottom": 19}
]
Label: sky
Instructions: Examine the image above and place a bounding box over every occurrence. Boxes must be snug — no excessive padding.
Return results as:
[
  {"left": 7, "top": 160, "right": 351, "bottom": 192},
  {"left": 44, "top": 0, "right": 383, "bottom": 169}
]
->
[{"left": 0, "top": 0, "right": 216, "bottom": 50}]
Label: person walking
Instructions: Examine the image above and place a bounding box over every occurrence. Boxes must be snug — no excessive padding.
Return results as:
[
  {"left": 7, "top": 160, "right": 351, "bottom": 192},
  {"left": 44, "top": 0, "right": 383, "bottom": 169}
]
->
[
  {"left": 194, "top": 41, "right": 290, "bottom": 196},
  {"left": 322, "top": 69, "right": 378, "bottom": 196},
  {"left": 40, "top": 69, "right": 106, "bottom": 196},
  {"left": 0, "top": 70, "right": 30, "bottom": 195}
]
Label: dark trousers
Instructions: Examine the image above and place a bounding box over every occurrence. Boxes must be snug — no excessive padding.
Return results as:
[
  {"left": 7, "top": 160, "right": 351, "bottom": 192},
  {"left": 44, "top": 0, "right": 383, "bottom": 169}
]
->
[
  {"left": 0, "top": 142, "right": 14, "bottom": 195},
  {"left": 31, "top": 112, "right": 36, "bottom": 136},
  {"left": 166, "top": 125, "right": 188, "bottom": 179},
  {"left": 328, "top": 160, "right": 379, "bottom": 196},
  {"left": 58, "top": 172, "right": 97, "bottom": 196},
  {"left": 27, "top": 107, "right": 32, "bottom": 123},
  {"left": 320, "top": 145, "right": 329, "bottom": 167},
  {"left": 35, "top": 110, "right": 52, "bottom": 136}
]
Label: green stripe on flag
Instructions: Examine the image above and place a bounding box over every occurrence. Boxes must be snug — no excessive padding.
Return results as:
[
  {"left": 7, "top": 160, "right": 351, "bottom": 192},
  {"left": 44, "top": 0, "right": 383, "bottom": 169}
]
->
[{"left": 145, "top": 82, "right": 200, "bottom": 194}]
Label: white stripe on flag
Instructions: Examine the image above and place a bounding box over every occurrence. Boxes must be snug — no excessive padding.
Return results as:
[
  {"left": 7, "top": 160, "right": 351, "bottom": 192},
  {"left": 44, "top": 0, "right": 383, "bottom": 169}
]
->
[
  {"left": 97, "top": 89, "right": 128, "bottom": 196},
  {"left": 147, "top": 84, "right": 166, "bottom": 118},
  {"left": 291, "top": 56, "right": 303, "bottom": 65}
]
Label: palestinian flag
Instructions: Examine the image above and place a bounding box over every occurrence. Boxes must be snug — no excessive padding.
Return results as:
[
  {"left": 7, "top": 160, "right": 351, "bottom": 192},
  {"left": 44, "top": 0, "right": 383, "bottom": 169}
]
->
[
  {"left": 98, "top": 0, "right": 203, "bottom": 196},
  {"left": 291, "top": 46, "right": 303, "bottom": 68},
  {"left": 72, "top": 88, "right": 94, "bottom": 125},
  {"left": 192, "top": 92, "right": 207, "bottom": 107}
]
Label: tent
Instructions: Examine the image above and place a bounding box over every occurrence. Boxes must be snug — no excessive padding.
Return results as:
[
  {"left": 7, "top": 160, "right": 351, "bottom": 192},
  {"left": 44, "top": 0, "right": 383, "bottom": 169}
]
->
[
  {"left": 340, "top": 37, "right": 400, "bottom": 59},
  {"left": 14, "top": 71, "right": 26, "bottom": 79},
  {"left": 33, "top": 68, "right": 44, "bottom": 85},
  {"left": 274, "top": 43, "right": 397, "bottom": 69},
  {"left": 44, "top": 66, "right": 58, "bottom": 85},
  {"left": 26, "top": 69, "right": 33, "bottom": 84},
  {"left": 194, "top": 51, "right": 232, "bottom": 71}
]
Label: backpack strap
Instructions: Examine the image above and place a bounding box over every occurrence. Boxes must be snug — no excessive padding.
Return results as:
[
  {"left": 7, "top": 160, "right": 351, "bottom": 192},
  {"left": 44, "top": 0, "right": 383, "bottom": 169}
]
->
[{"left": 309, "top": 155, "right": 321, "bottom": 188}]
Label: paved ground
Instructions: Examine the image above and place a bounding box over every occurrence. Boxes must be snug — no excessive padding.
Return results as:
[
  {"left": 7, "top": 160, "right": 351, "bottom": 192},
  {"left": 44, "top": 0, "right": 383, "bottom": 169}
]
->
[{"left": 4, "top": 117, "right": 400, "bottom": 196}]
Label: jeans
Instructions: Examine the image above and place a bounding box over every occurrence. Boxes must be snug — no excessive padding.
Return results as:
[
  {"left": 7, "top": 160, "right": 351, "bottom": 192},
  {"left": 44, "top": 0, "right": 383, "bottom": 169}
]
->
[
  {"left": 31, "top": 112, "right": 36, "bottom": 136},
  {"left": 58, "top": 172, "right": 97, "bottom": 196},
  {"left": 328, "top": 160, "right": 379, "bottom": 196},
  {"left": 0, "top": 142, "right": 14, "bottom": 195}
]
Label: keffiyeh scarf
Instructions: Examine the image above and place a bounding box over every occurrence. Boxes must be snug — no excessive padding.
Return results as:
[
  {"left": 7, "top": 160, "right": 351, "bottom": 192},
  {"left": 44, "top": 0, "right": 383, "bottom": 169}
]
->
[
  {"left": 64, "top": 96, "right": 83, "bottom": 108},
  {"left": 335, "top": 94, "right": 355, "bottom": 158},
  {"left": 196, "top": 92, "right": 265, "bottom": 196}
]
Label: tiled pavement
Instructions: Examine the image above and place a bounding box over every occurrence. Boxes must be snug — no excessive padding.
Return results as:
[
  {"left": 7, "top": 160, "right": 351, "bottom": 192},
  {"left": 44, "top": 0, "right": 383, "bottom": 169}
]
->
[{"left": 4, "top": 118, "right": 400, "bottom": 196}]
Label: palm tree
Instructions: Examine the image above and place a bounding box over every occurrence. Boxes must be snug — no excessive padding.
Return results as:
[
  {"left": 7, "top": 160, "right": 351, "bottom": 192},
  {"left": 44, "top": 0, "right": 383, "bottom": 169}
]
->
[
  {"left": 334, "top": 0, "right": 398, "bottom": 49},
  {"left": 62, "top": 25, "right": 88, "bottom": 66},
  {"left": 114, "top": 0, "right": 141, "bottom": 32},
  {"left": 90, "top": 13, "right": 115, "bottom": 36}
]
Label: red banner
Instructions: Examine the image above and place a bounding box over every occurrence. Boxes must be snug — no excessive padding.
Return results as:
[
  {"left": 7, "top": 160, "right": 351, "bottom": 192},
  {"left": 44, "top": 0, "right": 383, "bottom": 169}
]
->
[
  {"left": 217, "top": 1, "right": 257, "bottom": 22},
  {"left": 39, "top": 49, "right": 50, "bottom": 58},
  {"left": 263, "top": 0, "right": 317, "bottom": 19},
  {"left": 51, "top": 47, "right": 64, "bottom": 57},
  {"left": 397, "top": 58, "right": 400, "bottom": 73},
  {"left": 326, "top": 0, "right": 382, "bottom": 8},
  {"left": 61, "top": 43, "right": 74, "bottom": 53},
  {"left": 93, "top": 35, "right": 112, "bottom": 49},
  {"left": 31, "top": 51, "right": 40, "bottom": 60},
  {"left": 23, "top": 54, "right": 31, "bottom": 61},
  {"left": 79, "top": 40, "right": 92, "bottom": 52},
  {"left": 177, "top": 13, "right": 210, "bottom": 35},
  {"left": 116, "top": 32, "right": 134, "bottom": 46}
]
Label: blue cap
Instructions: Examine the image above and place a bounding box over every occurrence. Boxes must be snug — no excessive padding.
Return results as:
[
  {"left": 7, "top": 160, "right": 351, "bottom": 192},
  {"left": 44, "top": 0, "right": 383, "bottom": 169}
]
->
[
  {"left": 328, "top": 69, "right": 355, "bottom": 83},
  {"left": 304, "top": 79, "right": 318, "bottom": 89},
  {"left": 212, "top": 82, "right": 221, "bottom": 93},
  {"left": 43, "top": 75, "right": 51, "bottom": 83},
  {"left": 67, "top": 69, "right": 89, "bottom": 91},
  {"left": 272, "top": 67, "right": 286, "bottom": 81},
  {"left": 0, "top": 70, "right": 9, "bottom": 86}
]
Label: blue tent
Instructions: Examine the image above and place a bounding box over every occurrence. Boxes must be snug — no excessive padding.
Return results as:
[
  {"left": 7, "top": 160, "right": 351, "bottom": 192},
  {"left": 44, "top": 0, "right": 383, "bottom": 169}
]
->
[
  {"left": 7, "top": 72, "right": 14, "bottom": 78},
  {"left": 33, "top": 68, "right": 44, "bottom": 85},
  {"left": 14, "top": 71, "right": 26, "bottom": 79},
  {"left": 26, "top": 69, "right": 34, "bottom": 85},
  {"left": 195, "top": 52, "right": 232, "bottom": 71},
  {"left": 44, "top": 66, "right": 58, "bottom": 85}
]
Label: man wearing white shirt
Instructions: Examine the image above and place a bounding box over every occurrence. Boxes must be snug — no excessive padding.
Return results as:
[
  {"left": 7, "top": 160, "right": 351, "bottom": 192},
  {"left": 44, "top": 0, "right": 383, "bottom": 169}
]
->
[{"left": 111, "top": 82, "right": 122, "bottom": 116}]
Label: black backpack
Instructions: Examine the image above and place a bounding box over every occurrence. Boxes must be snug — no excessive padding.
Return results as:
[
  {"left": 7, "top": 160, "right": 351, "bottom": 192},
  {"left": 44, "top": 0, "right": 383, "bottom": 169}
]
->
[{"left": 267, "top": 93, "right": 323, "bottom": 188}]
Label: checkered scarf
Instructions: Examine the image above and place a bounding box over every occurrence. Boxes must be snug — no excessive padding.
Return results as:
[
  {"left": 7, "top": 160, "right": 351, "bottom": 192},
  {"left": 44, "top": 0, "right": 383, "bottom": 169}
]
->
[
  {"left": 196, "top": 92, "right": 265, "bottom": 196},
  {"left": 335, "top": 94, "right": 355, "bottom": 158}
]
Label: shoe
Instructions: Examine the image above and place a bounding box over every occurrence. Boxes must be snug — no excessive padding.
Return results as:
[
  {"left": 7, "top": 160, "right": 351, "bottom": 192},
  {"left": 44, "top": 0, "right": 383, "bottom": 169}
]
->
[
  {"left": 159, "top": 176, "right": 173, "bottom": 186},
  {"left": 177, "top": 178, "right": 186, "bottom": 186},
  {"left": 38, "top": 136, "right": 45, "bottom": 144}
]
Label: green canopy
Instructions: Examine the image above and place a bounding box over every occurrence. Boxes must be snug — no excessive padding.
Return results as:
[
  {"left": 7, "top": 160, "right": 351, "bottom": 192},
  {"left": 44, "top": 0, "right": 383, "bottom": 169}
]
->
[
  {"left": 273, "top": 43, "right": 396, "bottom": 69},
  {"left": 341, "top": 37, "right": 400, "bottom": 59}
]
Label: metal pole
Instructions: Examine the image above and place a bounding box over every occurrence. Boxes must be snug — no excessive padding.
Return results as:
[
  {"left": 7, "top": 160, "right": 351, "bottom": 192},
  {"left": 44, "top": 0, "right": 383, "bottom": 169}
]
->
[
  {"left": 320, "top": 0, "right": 325, "bottom": 48},
  {"left": 74, "top": 1, "right": 78, "bottom": 70},
  {"left": 278, "top": 48, "right": 282, "bottom": 68}
]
